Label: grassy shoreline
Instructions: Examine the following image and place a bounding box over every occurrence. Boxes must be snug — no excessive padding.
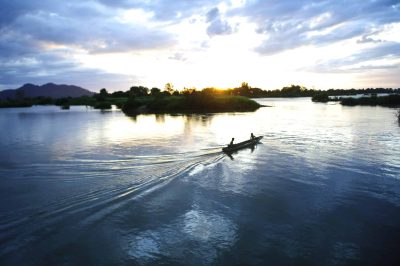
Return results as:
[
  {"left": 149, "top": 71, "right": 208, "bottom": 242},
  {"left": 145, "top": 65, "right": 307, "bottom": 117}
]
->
[
  {"left": 0, "top": 94, "right": 262, "bottom": 114},
  {"left": 123, "top": 95, "right": 262, "bottom": 115}
]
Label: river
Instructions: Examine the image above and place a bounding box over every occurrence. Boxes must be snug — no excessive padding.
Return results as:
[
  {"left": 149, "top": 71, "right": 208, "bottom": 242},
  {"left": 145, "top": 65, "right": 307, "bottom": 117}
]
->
[{"left": 0, "top": 98, "right": 399, "bottom": 265}]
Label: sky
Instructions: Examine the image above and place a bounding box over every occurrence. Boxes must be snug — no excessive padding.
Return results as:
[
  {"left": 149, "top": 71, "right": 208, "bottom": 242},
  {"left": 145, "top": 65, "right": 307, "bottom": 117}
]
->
[{"left": 0, "top": 0, "right": 399, "bottom": 92}]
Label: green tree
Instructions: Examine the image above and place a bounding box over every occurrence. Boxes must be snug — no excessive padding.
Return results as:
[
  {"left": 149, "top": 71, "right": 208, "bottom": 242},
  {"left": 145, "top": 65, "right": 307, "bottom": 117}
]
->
[
  {"left": 182, "top": 87, "right": 196, "bottom": 95},
  {"left": 241, "top": 82, "right": 250, "bottom": 90},
  {"left": 95, "top": 88, "right": 108, "bottom": 101},
  {"left": 312, "top": 93, "right": 329, "bottom": 103},
  {"left": 150, "top": 87, "right": 161, "bottom": 96},
  {"left": 111, "top": 91, "right": 126, "bottom": 98},
  {"left": 164, "top": 83, "right": 174, "bottom": 94},
  {"left": 129, "top": 86, "right": 149, "bottom": 97},
  {"left": 234, "top": 82, "right": 251, "bottom": 96},
  {"left": 100, "top": 88, "right": 108, "bottom": 97}
]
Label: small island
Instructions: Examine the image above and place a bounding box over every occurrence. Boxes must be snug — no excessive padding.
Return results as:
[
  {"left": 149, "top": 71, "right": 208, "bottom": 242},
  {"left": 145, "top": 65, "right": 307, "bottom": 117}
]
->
[
  {"left": 312, "top": 92, "right": 400, "bottom": 107},
  {"left": 121, "top": 94, "right": 261, "bottom": 115}
]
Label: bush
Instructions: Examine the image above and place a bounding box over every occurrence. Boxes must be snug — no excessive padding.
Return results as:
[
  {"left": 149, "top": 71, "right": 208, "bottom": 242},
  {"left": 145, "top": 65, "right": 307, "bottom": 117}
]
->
[
  {"left": 340, "top": 94, "right": 400, "bottom": 107},
  {"left": 340, "top": 97, "right": 358, "bottom": 106},
  {"left": 312, "top": 93, "right": 329, "bottom": 102},
  {"left": 0, "top": 100, "right": 33, "bottom": 108},
  {"left": 55, "top": 97, "right": 71, "bottom": 106},
  {"left": 122, "top": 96, "right": 143, "bottom": 114},
  {"left": 93, "top": 101, "right": 112, "bottom": 109}
]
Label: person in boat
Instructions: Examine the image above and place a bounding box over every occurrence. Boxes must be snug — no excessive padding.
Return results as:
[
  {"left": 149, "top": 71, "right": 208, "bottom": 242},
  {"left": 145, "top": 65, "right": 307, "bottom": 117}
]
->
[
  {"left": 229, "top": 138, "right": 235, "bottom": 147},
  {"left": 250, "top": 133, "right": 255, "bottom": 139}
]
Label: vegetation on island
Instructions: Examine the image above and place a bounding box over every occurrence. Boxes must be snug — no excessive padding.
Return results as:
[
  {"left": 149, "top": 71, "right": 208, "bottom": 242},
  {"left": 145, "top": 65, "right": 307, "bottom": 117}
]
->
[
  {"left": 0, "top": 83, "right": 263, "bottom": 114},
  {"left": 339, "top": 94, "right": 400, "bottom": 107},
  {"left": 311, "top": 93, "right": 329, "bottom": 103},
  {"left": 1, "top": 81, "right": 399, "bottom": 113},
  {"left": 122, "top": 94, "right": 260, "bottom": 115},
  {"left": 312, "top": 93, "right": 400, "bottom": 107},
  {"left": 235, "top": 84, "right": 399, "bottom": 98},
  {"left": 120, "top": 85, "right": 261, "bottom": 115}
]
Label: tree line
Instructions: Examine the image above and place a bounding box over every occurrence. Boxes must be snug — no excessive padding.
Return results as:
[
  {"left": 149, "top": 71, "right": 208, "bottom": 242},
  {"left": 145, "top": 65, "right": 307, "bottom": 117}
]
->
[
  {"left": 1, "top": 82, "right": 399, "bottom": 109},
  {"left": 98, "top": 83, "right": 400, "bottom": 99}
]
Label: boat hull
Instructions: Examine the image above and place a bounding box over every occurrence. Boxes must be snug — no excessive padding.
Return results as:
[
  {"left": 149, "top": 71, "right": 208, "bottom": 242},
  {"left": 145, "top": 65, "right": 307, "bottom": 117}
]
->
[{"left": 222, "top": 136, "right": 263, "bottom": 153}]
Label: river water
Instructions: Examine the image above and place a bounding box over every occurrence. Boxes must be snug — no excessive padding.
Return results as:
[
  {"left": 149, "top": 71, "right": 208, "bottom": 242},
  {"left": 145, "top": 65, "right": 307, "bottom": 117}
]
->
[{"left": 0, "top": 98, "right": 399, "bottom": 265}]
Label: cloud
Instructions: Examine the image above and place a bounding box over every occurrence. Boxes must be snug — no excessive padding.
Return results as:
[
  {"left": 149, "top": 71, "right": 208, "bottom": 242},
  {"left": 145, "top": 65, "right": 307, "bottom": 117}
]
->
[
  {"left": 168, "top": 52, "right": 187, "bottom": 61},
  {"left": 232, "top": 0, "right": 400, "bottom": 54},
  {"left": 96, "top": 0, "right": 221, "bottom": 21},
  {"left": 303, "top": 42, "right": 400, "bottom": 73},
  {"left": 357, "top": 36, "right": 383, "bottom": 44},
  {"left": 0, "top": 0, "right": 181, "bottom": 90},
  {"left": 1, "top": 0, "right": 399, "bottom": 90},
  {"left": 0, "top": 48, "right": 136, "bottom": 91},
  {"left": 206, "top": 7, "right": 235, "bottom": 36},
  {"left": 0, "top": 1, "right": 233, "bottom": 91},
  {"left": 206, "top": 7, "right": 220, "bottom": 22},
  {"left": 5, "top": 6, "right": 174, "bottom": 53}
]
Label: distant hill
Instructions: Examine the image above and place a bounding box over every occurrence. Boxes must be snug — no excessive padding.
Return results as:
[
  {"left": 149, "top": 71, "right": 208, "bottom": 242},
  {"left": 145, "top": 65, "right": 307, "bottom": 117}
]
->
[{"left": 0, "top": 83, "right": 94, "bottom": 99}]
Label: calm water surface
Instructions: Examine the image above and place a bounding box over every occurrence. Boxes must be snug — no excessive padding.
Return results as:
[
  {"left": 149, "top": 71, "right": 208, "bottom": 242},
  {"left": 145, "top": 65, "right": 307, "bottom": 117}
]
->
[{"left": 0, "top": 98, "right": 399, "bottom": 265}]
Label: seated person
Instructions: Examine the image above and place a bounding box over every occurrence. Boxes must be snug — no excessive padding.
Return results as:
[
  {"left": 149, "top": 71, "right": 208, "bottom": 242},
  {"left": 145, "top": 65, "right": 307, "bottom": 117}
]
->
[{"left": 229, "top": 138, "right": 234, "bottom": 146}]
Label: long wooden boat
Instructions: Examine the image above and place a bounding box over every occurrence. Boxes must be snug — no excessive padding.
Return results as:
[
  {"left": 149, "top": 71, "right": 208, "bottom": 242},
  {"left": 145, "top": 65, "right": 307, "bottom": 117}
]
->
[{"left": 222, "top": 136, "right": 263, "bottom": 153}]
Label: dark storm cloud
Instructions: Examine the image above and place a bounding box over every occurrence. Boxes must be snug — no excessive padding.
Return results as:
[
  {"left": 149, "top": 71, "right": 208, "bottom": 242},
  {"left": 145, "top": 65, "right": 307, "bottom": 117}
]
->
[{"left": 232, "top": 0, "right": 400, "bottom": 54}]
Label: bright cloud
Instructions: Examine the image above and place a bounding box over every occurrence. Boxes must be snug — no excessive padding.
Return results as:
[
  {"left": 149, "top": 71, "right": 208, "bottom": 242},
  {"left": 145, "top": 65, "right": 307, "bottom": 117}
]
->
[{"left": 0, "top": 0, "right": 399, "bottom": 91}]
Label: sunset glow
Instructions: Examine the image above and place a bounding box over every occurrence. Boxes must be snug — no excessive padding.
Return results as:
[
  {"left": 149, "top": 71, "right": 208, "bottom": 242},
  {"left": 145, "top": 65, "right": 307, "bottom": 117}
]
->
[{"left": 1, "top": 1, "right": 399, "bottom": 91}]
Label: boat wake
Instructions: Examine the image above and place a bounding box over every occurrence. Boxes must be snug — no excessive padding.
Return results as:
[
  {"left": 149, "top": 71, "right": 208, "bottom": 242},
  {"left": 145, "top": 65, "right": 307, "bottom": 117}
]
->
[{"left": 0, "top": 147, "right": 224, "bottom": 258}]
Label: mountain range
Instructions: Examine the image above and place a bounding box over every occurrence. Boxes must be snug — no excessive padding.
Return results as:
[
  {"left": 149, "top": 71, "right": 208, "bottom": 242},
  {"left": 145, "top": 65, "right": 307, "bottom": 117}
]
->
[{"left": 0, "top": 83, "right": 94, "bottom": 100}]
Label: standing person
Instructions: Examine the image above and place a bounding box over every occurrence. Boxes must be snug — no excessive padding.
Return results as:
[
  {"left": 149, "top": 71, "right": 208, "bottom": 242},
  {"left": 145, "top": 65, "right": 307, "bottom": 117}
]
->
[{"left": 250, "top": 133, "right": 255, "bottom": 139}]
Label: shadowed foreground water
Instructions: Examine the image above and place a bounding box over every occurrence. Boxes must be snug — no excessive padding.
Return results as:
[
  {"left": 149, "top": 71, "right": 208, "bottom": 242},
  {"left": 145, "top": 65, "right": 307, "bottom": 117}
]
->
[{"left": 0, "top": 98, "right": 399, "bottom": 265}]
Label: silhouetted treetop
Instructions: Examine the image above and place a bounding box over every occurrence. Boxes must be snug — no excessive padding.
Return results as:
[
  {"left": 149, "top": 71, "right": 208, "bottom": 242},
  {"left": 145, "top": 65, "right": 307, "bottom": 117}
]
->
[
  {"left": 130, "top": 86, "right": 149, "bottom": 97},
  {"left": 164, "top": 83, "right": 174, "bottom": 94}
]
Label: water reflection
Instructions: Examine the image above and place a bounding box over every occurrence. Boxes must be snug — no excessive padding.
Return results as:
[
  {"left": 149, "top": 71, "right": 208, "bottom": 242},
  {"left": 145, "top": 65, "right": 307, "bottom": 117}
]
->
[
  {"left": 1, "top": 101, "right": 400, "bottom": 265},
  {"left": 224, "top": 143, "right": 259, "bottom": 160},
  {"left": 125, "top": 208, "right": 237, "bottom": 264},
  {"left": 155, "top": 114, "right": 165, "bottom": 123}
]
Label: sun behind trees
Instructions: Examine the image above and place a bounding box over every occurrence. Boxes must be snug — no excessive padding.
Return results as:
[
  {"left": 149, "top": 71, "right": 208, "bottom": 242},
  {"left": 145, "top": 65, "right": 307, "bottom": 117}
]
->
[{"left": 121, "top": 82, "right": 262, "bottom": 116}]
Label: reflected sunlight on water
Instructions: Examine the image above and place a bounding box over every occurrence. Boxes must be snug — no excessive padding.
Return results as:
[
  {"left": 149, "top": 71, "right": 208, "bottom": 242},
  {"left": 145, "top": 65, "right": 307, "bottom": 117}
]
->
[{"left": 0, "top": 99, "right": 400, "bottom": 265}]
